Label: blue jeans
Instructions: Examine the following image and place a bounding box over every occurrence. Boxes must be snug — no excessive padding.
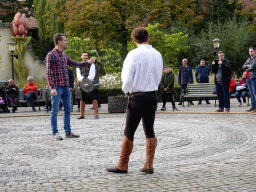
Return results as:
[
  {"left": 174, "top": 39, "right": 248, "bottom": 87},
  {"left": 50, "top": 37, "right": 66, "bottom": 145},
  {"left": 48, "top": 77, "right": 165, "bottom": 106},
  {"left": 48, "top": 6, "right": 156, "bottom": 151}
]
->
[
  {"left": 24, "top": 91, "right": 37, "bottom": 107},
  {"left": 235, "top": 90, "right": 248, "bottom": 103},
  {"left": 216, "top": 83, "right": 230, "bottom": 109},
  {"left": 246, "top": 79, "right": 256, "bottom": 109},
  {"left": 179, "top": 84, "right": 192, "bottom": 103},
  {"left": 51, "top": 86, "right": 71, "bottom": 135}
]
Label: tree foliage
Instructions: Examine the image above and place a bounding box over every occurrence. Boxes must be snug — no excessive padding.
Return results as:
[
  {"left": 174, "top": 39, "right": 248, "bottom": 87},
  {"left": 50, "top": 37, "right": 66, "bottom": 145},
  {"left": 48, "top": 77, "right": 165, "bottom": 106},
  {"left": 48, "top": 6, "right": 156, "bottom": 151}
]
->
[
  {"left": 171, "top": 17, "right": 254, "bottom": 75},
  {"left": 229, "top": 0, "right": 256, "bottom": 31},
  {"left": 128, "top": 23, "right": 189, "bottom": 67},
  {"left": 0, "top": 0, "right": 33, "bottom": 23},
  {"left": 33, "top": 0, "right": 65, "bottom": 40},
  {"left": 60, "top": 0, "right": 174, "bottom": 60}
]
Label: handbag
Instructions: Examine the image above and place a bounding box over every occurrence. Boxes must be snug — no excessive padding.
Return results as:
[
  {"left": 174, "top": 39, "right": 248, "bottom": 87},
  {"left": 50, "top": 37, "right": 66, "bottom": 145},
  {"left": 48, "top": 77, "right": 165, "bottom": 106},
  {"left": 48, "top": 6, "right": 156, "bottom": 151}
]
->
[{"left": 236, "top": 85, "right": 246, "bottom": 91}]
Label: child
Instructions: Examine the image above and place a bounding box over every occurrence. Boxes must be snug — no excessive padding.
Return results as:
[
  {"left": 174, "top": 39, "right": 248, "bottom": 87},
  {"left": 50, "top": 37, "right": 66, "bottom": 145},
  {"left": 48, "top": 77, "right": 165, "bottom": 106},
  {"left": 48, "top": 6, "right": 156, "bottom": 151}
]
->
[{"left": 43, "top": 82, "right": 51, "bottom": 112}]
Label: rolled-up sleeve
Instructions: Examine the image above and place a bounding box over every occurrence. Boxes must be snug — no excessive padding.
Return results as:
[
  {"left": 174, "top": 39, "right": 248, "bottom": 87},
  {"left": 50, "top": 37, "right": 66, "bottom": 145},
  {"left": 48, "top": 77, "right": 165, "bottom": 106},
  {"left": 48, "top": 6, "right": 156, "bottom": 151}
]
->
[
  {"left": 121, "top": 53, "right": 135, "bottom": 93},
  {"left": 46, "top": 53, "right": 55, "bottom": 89}
]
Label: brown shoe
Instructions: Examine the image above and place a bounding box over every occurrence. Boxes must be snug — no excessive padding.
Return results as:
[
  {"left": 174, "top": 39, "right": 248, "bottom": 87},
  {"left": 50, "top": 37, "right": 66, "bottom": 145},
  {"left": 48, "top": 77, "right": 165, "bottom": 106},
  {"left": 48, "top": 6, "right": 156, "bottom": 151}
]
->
[
  {"left": 140, "top": 137, "right": 157, "bottom": 174},
  {"left": 106, "top": 136, "right": 133, "bottom": 173}
]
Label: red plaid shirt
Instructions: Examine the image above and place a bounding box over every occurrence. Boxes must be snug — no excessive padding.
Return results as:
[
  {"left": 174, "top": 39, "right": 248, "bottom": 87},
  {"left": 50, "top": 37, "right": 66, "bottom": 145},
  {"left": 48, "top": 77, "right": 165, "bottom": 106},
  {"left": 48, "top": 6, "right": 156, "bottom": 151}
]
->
[{"left": 46, "top": 48, "right": 89, "bottom": 89}]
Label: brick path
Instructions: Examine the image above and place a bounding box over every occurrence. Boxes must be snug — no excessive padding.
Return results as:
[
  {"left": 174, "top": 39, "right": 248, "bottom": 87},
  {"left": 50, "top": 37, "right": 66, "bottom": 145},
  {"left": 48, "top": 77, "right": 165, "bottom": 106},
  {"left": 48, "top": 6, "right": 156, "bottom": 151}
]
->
[{"left": 0, "top": 98, "right": 256, "bottom": 191}]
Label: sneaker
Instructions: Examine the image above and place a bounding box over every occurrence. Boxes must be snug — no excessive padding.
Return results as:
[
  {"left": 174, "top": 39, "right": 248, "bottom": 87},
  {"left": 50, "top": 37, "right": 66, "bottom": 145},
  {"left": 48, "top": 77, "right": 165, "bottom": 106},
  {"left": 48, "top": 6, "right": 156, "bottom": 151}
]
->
[
  {"left": 77, "top": 116, "right": 84, "bottom": 119},
  {"left": 12, "top": 108, "right": 16, "bottom": 113},
  {"left": 53, "top": 133, "right": 63, "bottom": 140},
  {"left": 206, "top": 102, "right": 211, "bottom": 104},
  {"left": 225, "top": 109, "right": 230, "bottom": 112},
  {"left": 178, "top": 102, "right": 182, "bottom": 105},
  {"left": 198, "top": 102, "right": 202, "bottom": 105},
  {"left": 95, "top": 115, "right": 99, "bottom": 119},
  {"left": 32, "top": 107, "right": 36, "bottom": 112},
  {"left": 238, "top": 102, "right": 242, "bottom": 107},
  {"left": 215, "top": 109, "right": 224, "bottom": 112},
  {"left": 246, "top": 108, "right": 254, "bottom": 112},
  {"left": 190, "top": 102, "right": 194, "bottom": 105},
  {"left": 243, "top": 103, "right": 247, "bottom": 107},
  {"left": 173, "top": 107, "right": 179, "bottom": 111},
  {"left": 65, "top": 132, "right": 80, "bottom": 138},
  {"left": 161, "top": 107, "right": 166, "bottom": 111}
]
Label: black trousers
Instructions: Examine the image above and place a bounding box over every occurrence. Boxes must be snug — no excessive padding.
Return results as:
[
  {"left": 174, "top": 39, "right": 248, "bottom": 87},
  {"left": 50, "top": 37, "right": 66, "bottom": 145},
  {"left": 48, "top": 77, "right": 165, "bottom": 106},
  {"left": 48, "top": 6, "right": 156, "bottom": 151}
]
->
[
  {"left": 124, "top": 92, "right": 157, "bottom": 141},
  {"left": 81, "top": 89, "right": 96, "bottom": 102},
  {"left": 162, "top": 91, "right": 175, "bottom": 108}
]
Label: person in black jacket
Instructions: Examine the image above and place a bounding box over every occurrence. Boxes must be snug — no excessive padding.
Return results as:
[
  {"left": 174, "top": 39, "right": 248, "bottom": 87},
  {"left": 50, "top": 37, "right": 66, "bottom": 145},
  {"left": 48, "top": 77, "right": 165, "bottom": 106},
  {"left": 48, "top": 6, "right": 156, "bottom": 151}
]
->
[
  {"left": 195, "top": 59, "right": 211, "bottom": 105},
  {"left": 160, "top": 66, "right": 178, "bottom": 111},
  {"left": 6, "top": 79, "right": 19, "bottom": 113},
  {"left": 212, "top": 51, "right": 231, "bottom": 112},
  {"left": 68, "top": 68, "right": 74, "bottom": 111}
]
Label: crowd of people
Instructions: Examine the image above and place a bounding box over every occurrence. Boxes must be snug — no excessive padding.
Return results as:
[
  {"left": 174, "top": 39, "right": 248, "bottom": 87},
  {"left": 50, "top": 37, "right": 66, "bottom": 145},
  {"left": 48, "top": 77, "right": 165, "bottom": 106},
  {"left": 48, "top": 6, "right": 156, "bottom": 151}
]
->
[
  {"left": 1, "top": 27, "right": 256, "bottom": 175},
  {"left": 1, "top": 44, "right": 255, "bottom": 115}
]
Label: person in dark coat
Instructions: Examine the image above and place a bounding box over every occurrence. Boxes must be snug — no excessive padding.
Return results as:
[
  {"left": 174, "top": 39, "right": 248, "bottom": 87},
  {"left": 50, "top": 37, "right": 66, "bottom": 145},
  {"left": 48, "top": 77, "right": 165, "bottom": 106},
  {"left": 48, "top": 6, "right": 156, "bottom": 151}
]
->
[
  {"left": 178, "top": 58, "right": 194, "bottom": 105},
  {"left": 68, "top": 68, "right": 74, "bottom": 111},
  {"left": 6, "top": 79, "right": 19, "bottom": 113},
  {"left": 43, "top": 82, "right": 51, "bottom": 112},
  {"left": 195, "top": 59, "right": 211, "bottom": 105},
  {"left": 212, "top": 51, "right": 231, "bottom": 112},
  {"left": 160, "top": 66, "right": 178, "bottom": 111}
]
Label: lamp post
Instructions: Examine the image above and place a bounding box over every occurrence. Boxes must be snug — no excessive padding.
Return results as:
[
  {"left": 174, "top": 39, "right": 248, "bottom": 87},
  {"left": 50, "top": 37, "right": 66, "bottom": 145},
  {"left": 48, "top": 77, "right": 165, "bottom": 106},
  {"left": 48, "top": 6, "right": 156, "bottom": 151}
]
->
[
  {"left": 212, "top": 38, "right": 221, "bottom": 59},
  {"left": 7, "top": 40, "right": 19, "bottom": 81}
]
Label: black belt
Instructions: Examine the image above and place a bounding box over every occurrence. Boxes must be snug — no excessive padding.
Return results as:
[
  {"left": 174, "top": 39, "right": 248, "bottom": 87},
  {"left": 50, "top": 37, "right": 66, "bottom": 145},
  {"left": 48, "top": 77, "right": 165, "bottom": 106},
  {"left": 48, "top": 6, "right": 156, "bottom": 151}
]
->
[{"left": 130, "top": 91, "right": 155, "bottom": 96}]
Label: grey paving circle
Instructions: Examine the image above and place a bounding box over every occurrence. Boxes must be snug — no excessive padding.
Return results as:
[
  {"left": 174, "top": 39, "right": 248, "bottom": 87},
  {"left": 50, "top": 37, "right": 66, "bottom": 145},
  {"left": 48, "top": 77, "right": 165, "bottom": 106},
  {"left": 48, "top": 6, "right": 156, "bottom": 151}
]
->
[{"left": 0, "top": 108, "right": 256, "bottom": 191}]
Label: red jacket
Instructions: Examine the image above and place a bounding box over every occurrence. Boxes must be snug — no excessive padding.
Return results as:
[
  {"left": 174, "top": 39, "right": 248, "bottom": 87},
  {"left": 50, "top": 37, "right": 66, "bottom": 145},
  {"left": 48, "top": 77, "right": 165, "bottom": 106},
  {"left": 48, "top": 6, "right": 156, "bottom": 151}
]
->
[
  {"left": 23, "top": 83, "right": 38, "bottom": 95},
  {"left": 229, "top": 79, "right": 236, "bottom": 92}
]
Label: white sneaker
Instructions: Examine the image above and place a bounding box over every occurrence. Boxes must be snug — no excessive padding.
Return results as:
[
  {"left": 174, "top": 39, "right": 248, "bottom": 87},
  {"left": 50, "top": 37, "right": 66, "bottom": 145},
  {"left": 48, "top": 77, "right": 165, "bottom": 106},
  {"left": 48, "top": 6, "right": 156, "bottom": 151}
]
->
[
  {"left": 243, "top": 103, "right": 247, "bottom": 107},
  {"left": 53, "top": 133, "right": 63, "bottom": 140}
]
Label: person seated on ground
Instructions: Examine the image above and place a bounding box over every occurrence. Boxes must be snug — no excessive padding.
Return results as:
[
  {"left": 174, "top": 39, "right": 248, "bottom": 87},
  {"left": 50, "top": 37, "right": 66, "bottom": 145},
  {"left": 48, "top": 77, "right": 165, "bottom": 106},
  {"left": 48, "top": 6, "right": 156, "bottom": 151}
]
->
[
  {"left": 43, "top": 82, "right": 51, "bottom": 112},
  {"left": 160, "top": 66, "right": 178, "bottom": 111},
  {"left": 6, "top": 79, "right": 19, "bottom": 113},
  {"left": 229, "top": 77, "right": 236, "bottom": 96},
  {"left": 23, "top": 76, "right": 38, "bottom": 111},
  {"left": 235, "top": 72, "right": 248, "bottom": 107}
]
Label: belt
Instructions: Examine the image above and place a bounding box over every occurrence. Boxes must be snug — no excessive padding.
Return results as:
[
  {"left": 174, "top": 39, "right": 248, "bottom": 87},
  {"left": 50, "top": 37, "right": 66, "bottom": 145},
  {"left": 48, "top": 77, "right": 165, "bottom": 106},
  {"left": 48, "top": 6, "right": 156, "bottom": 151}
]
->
[{"left": 130, "top": 91, "right": 155, "bottom": 96}]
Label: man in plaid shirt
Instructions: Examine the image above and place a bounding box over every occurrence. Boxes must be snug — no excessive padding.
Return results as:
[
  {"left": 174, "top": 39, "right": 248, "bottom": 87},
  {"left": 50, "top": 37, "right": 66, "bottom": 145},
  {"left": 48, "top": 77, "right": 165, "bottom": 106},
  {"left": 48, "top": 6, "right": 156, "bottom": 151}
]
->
[{"left": 46, "top": 33, "right": 95, "bottom": 140}]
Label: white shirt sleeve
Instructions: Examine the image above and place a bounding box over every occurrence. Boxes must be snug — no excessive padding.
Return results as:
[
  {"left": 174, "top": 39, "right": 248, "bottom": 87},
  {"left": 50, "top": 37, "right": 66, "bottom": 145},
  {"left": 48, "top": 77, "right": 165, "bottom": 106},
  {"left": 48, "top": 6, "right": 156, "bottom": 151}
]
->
[
  {"left": 121, "top": 53, "right": 135, "bottom": 93},
  {"left": 76, "top": 68, "right": 84, "bottom": 82},
  {"left": 88, "top": 64, "right": 95, "bottom": 82}
]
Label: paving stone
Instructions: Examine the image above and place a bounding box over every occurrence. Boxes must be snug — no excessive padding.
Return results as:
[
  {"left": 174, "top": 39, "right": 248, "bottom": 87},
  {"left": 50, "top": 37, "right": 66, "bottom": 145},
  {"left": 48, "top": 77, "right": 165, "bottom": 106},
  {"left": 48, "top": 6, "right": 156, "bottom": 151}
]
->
[{"left": 0, "top": 101, "right": 256, "bottom": 191}]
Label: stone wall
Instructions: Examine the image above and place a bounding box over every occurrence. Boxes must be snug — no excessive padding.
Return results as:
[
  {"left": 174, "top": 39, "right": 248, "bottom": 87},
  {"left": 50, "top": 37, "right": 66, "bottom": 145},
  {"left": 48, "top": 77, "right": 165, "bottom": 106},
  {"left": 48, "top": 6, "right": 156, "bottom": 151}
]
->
[{"left": 0, "top": 23, "right": 46, "bottom": 82}]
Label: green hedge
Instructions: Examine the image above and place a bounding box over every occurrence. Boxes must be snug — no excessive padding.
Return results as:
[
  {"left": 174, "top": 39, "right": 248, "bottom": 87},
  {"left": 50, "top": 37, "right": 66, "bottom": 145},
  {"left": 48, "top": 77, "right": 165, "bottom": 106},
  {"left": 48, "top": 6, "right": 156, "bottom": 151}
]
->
[{"left": 96, "top": 86, "right": 181, "bottom": 104}]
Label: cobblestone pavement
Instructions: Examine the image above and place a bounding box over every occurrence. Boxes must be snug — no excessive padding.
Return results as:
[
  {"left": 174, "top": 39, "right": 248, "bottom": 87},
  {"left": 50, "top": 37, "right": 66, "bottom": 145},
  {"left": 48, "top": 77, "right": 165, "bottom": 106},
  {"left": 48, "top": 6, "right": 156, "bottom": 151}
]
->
[{"left": 0, "top": 99, "right": 256, "bottom": 191}]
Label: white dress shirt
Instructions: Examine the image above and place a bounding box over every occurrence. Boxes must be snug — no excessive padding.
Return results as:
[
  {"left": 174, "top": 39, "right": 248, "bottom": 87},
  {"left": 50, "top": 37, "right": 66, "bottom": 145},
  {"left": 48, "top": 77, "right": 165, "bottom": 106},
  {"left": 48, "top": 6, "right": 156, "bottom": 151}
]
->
[
  {"left": 76, "top": 64, "right": 95, "bottom": 82},
  {"left": 121, "top": 44, "right": 163, "bottom": 94}
]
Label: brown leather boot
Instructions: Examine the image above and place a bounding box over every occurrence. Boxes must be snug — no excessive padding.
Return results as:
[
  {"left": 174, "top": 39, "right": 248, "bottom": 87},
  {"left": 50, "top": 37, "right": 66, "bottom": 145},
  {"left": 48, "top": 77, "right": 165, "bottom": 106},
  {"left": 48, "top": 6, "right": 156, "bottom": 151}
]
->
[
  {"left": 140, "top": 137, "right": 157, "bottom": 174},
  {"left": 106, "top": 135, "right": 133, "bottom": 173},
  {"left": 92, "top": 100, "right": 99, "bottom": 119},
  {"left": 78, "top": 100, "right": 85, "bottom": 119}
]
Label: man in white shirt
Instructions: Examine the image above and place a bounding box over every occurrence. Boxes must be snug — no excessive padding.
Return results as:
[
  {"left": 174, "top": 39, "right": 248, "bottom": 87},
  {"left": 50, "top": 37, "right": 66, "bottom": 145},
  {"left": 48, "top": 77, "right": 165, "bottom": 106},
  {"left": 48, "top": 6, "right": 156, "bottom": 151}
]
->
[
  {"left": 107, "top": 27, "right": 163, "bottom": 174},
  {"left": 76, "top": 52, "right": 99, "bottom": 119}
]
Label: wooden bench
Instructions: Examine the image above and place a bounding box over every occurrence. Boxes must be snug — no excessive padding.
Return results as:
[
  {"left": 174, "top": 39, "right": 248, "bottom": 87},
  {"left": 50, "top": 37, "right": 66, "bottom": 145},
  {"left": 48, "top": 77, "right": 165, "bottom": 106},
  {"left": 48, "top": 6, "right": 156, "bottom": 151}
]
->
[
  {"left": 182, "top": 83, "right": 218, "bottom": 106},
  {"left": 182, "top": 83, "right": 251, "bottom": 107},
  {"left": 19, "top": 89, "right": 44, "bottom": 111}
]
